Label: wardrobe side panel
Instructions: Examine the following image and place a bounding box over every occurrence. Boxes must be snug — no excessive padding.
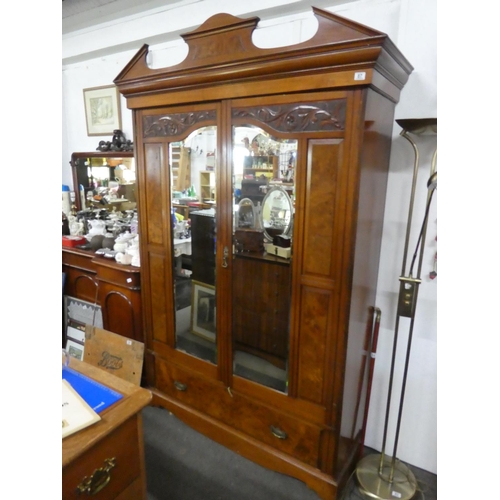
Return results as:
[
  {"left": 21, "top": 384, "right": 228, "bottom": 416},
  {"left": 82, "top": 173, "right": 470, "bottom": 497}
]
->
[{"left": 337, "top": 88, "right": 397, "bottom": 474}]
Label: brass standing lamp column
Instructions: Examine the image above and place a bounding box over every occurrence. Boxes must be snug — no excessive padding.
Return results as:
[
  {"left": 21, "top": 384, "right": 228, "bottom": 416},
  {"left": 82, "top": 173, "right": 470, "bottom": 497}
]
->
[{"left": 355, "top": 118, "right": 437, "bottom": 500}]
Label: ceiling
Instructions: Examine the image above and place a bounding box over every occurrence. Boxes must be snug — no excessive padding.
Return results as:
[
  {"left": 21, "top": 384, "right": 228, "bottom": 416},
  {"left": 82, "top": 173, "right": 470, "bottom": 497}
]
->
[
  {"left": 62, "top": 0, "right": 356, "bottom": 63},
  {"left": 62, "top": 0, "right": 182, "bottom": 35},
  {"left": 62, "top": 0, "right": 351, "bottom": 36}
]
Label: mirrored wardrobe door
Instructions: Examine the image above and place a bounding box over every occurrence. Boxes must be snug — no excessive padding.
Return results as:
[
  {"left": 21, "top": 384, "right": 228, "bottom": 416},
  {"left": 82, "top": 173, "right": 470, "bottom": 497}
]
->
[
  {"left": 170, "top": 125, "right": 218, "bottom": 364},
  {"left": 231, "top": 123, "right": 297, "bottom": 392}
]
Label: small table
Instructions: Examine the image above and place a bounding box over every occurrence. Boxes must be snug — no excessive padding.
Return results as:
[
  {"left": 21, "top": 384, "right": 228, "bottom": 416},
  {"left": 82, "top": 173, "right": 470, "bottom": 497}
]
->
[{"left": 62, "top": 358, "right": 152, "bottom": 499}]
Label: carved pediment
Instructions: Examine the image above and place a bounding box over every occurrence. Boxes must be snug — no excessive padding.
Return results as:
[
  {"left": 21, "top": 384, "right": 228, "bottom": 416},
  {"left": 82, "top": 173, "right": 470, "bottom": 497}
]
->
[{"left": 115, "top": 7, "right": 412, "bottom": 102}]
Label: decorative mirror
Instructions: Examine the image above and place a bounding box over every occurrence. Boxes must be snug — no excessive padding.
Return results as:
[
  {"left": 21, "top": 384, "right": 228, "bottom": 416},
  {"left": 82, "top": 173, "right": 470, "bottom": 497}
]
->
[
  {"left": 237, "top": 198, "right": 256, "bottom": 228},
  {"left": 260, "top": 186, "right": 293, "bottom": 241}
]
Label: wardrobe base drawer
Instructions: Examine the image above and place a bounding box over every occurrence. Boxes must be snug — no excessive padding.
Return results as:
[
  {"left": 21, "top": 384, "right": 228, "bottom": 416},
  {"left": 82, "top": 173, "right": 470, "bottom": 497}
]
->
[{"left": 155, "top": 357, "right": 322, "bottom": 467}]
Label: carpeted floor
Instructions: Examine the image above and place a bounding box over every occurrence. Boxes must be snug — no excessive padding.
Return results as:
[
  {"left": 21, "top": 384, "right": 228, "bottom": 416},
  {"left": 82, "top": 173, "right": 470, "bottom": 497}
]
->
[
  {"left": 142, "top": 405, "right": 437, "bottom": 500},
  {"left": 175, "top": 277, "right": 192, "bottom": 311}
]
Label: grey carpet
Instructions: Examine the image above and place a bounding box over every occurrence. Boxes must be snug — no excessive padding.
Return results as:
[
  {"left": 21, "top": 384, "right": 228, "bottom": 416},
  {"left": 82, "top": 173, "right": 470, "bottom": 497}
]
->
[
  {"left": 143, "top": 406, "right": 323, "bottom": 500},
  {"left": 142, "top": 406, "right": 437, "bottom": 500},
  {"left": 175, "top": 278, "right": 192, "bottom": 311}
]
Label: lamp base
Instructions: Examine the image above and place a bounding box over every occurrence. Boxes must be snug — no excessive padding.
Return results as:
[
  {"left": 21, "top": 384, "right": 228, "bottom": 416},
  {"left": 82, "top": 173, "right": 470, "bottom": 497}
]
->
[{"left": 356, "top": 453, "right": 418, "bottom": 500}]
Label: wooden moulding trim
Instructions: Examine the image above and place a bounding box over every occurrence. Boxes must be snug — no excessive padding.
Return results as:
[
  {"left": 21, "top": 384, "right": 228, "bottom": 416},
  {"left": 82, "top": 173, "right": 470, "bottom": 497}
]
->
[
  {"left": 98, "top": 282, "right": 141, "bottom": 292},
  {"left": 116, "top": 47, "right": 387, "bottom": 98},
  {"left": 92, "top": 258, "right": 141, "bottom": 274},
  {"left": 148, "top": 388, "right": 338, "bottom": 500},
  {"left": 71, "top": 151, "right": 135, "bottom": 160},
  {"left": 150, "top": 342, "right": 328, "bottom": 426},
  {"left": 63, "top": 262, "right": 97, "bottom": 275},
  {"left": 73, "top": 274, "right": 98, "bottom": 288},
  {"left": 151, "top": 340, "right": 219, "bottom": 380},
  {"left": 124, "top": 69, "right": 375, "bottom": 110},
  {"left": 232, "top": 375, "right": 328, "bottom": 426},
  {"left": 94, "top": 276, "right": 140, "bottom": 291},
  {"left": 102, "top": 289, "right": 133, "bottom": 307},
  {"left": 114, "top": 8, "right": 412, "bottom": 98}
]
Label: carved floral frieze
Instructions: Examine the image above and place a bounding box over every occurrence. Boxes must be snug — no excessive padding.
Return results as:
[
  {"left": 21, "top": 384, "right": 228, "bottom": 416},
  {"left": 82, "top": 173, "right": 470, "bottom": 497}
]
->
[
  {"left": 232, "top": 101, "right": 346, "bottom": 133},
  {"left": 143, "top": 110, "right": 217, "bottom": 138}
]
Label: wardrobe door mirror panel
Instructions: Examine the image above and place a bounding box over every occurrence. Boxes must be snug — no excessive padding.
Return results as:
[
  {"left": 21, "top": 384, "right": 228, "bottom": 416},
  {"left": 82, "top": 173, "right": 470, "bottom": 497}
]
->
[
  {"left": 232, "top": 124, "right": 296, "bottom": 392},
  {"left": 170, "top": 126, "right": 218, "bottom": 364}
]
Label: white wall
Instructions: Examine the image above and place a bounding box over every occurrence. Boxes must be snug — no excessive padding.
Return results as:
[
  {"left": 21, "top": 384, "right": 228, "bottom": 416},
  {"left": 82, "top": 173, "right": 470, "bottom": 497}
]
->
[
  {"left": 62, "top": 51, "right": 137, "bottom": 187},
  {"left": 62, "top": 0, "right": 437, "bottom": 474}
]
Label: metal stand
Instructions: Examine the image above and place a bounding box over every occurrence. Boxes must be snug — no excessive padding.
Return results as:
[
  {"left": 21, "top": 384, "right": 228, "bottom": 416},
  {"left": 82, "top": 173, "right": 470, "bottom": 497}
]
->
[
  {"left": 355, "top": 119, "right": 437, "bottom": 500},
  {"left": 356, "top": 453, "right": 417, "bottom": 500}
]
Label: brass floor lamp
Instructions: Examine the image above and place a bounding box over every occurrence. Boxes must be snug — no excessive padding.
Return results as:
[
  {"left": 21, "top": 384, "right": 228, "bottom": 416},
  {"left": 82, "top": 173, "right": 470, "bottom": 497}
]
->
[{"left": 355, "top": 118, "right": 437, "bottom": 500}]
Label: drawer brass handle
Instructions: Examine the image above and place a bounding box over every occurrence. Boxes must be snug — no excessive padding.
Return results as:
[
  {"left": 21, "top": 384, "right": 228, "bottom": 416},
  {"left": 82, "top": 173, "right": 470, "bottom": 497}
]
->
[
  {"left": 270, "top": 425, "right": 288, "bottom": 440},
  {"left": 76, "top": 457, "right": 116, "bottom": 495},
  {"left": 174, "top": 380, "right": 187, "bottom": 391}
]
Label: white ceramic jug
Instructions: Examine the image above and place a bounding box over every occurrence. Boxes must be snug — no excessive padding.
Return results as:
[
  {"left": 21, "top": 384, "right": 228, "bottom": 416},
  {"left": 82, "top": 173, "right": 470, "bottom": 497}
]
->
[
  {"left": 115, "top": 252, "right": 132, "bottom": 265},
  {"left": 87, "top": 219, "right": 106, "bottom": 237},
  {"left": 127, "top": 235, "right": 141, "bottom": 267}
]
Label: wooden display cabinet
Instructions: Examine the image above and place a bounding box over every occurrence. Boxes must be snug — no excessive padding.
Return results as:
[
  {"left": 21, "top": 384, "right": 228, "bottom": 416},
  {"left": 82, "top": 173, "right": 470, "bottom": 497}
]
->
[
  {"left": 243, "top": 155, "right": 279, "bottom": 180},
  {"left": 199, "top": 171, "right": 215, "bottom": 202},
  {"left": 114, "top": 9, "right": 412, "bottom": 500}
]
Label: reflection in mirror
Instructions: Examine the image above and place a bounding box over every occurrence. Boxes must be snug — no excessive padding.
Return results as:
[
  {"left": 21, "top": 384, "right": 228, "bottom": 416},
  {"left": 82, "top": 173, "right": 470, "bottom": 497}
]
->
[
  {"left": 170, "top": 126, "right": 217, "bottom": 364},
  {"left": 232, "top": 125, "right": 297, "bottom": 393},
  {"left": 261, "top": 186, "right": 293, "bottom": 241},
  {"left": 72, "top": 154, "right": 136, "bottom": 212},
  {"left": 237, "top": 198, "right": 257, "bottom": 229}
]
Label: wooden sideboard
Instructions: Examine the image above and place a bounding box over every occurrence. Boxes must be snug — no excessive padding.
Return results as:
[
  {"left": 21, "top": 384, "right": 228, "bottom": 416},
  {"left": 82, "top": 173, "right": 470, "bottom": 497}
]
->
[
  {"left": 62, "top": 357, "right": 151, "bottom": 499},
  {"left": 62, "top": 247, "right": 143, "bottom": 343}
]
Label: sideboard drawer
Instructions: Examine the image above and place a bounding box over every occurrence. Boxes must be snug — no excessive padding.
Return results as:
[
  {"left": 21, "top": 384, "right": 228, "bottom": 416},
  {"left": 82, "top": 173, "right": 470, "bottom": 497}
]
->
[
  {"left": 95, "top": 260, "right": 141, "bottom": 290},
  {"left": 63, "top": 249, "right": 97, "bottom": 274},
  {"left": 63, "top": 416, "right": 141, "bottom": 499}
]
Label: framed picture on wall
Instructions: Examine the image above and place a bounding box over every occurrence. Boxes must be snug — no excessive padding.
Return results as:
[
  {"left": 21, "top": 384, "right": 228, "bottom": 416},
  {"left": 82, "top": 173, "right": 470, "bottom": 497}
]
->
[
  {"left": 83, "top": 85, "right": 122, "bottom": 136},
  {"left": 190, "top": 281, "right": 216, "bottom": 342}
]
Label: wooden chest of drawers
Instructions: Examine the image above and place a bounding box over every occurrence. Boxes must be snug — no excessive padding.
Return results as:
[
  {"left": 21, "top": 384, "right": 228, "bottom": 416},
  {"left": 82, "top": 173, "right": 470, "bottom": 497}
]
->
[{"left": 62, "top": 359, "right": 151, "bottom": 499}]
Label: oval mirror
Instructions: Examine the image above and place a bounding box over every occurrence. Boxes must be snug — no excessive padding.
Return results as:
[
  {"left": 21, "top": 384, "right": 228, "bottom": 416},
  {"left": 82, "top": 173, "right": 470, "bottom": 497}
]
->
[
  {"left": 237, "top": 198, "right": 256, "bottom": 228},
  {"left": 260, "top": 186, "right": 293, "bottom": 241}
]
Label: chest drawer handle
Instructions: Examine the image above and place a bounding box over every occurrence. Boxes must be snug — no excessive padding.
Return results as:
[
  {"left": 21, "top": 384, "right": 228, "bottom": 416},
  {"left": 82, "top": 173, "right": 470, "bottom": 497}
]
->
[
  {"left": 174, "top": 380, "right": 187, "bottom": 391},
  {"left": 270, "top": 425, "right": 288, "bottom": 440},
  {"left": 76, "top": 457, "right": 116, "bottom": 495}
]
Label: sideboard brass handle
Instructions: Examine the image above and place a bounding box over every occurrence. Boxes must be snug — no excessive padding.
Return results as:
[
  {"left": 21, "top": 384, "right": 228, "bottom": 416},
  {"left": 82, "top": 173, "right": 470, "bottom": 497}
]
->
[
  {"left": 270, "top": 425, "right": 288, "bottom": 440},
  {"left": 76, "top": 457, "right": 116, "bottom": 495},
  {"left": 174, "top": 380, "right": 187, "bottom": 391}
]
